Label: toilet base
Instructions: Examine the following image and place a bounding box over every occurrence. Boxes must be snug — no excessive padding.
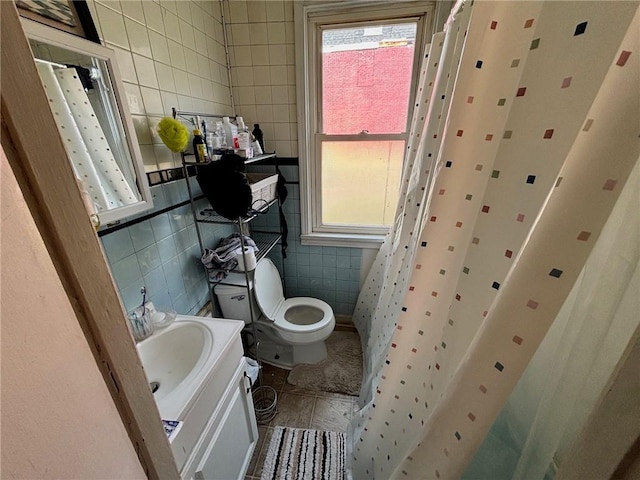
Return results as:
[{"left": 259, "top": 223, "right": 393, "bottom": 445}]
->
[
  {"left": 251, "top": 335, "right": 328, "bottom": 370},
  {"left": 254, "top": 340, "right": 294, "bottom": 370},
  {"left": 293, "top": 341, "right": 327, "bottom": 365}
]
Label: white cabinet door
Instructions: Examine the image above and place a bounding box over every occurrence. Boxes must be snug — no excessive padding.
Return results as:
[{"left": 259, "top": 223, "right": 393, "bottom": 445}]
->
[{"left": 193, "top": 370, "right": 258, "bottom": 480}]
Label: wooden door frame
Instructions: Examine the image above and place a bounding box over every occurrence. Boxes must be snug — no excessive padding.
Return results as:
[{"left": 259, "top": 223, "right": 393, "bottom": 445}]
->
[{"left": 0, "top": 3, "right": 178, "bottom": 478}]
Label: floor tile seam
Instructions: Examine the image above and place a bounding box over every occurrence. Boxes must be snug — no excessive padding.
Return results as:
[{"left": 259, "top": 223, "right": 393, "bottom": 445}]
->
[
  {"left": 308, "top": 395, "right": 318, "bottom": 429},
  {"left": 269, "top": 393, "right": 315, "bottom": 429},
  {"left": 252, "top": 426, "right": 275, "bottom": 477},
  {"left": 257, "top": 426, "right": 272, "bottom": 463},
  {"left": 314, "top": 393, "right": 357, "bottom": 405},
  {"left": 312, "top": 399, "right": 351, "bottom": 432},
  {"left": 282, "top": 389, "right": 317, "bottom": 398}
]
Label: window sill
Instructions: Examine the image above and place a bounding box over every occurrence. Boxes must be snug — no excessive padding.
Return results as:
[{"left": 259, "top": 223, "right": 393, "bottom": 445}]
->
[{"left": 300, "top": 232, "right": 385, "bottom": 249}]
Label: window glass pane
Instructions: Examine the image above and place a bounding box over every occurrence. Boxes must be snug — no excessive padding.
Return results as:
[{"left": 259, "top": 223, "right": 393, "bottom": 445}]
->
[
  {"left": 321, "top": 140, "right": 404, "bottom": 226},
  {"left": 322, "top": 23, "right": 417, "bottom": 135}
]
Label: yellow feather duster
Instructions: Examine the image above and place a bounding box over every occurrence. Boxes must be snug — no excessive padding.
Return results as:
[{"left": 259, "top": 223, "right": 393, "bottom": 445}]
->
[{"left": 157, "top": 117, "right": 189, "bottom": 152}]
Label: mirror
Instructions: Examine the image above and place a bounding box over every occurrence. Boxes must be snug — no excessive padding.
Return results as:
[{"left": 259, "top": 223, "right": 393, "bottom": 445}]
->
[{"left": 22, "top": 18, "right": 153, "bottom": 225}]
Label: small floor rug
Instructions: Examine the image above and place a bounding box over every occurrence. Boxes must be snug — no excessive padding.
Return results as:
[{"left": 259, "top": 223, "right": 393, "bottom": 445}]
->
[
  {"left": 286, "top": 330, "right": 362, "bottom": 396},
  {"left": 261, "top": 426, "right": 346, "bottom": 480}
]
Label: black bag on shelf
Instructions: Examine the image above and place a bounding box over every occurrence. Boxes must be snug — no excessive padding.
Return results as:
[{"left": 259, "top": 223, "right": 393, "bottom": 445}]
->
[
  {"left": 196, "top": 153, "right": 252, "bottom": 220},
  {"left": 276, "top": 166, "right": 289, "bottom": 258}
]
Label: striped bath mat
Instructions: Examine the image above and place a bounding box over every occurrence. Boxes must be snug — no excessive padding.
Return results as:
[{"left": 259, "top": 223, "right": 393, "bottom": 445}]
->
[{"left": 261, "top": 427, "right": 346, "bottom": 480}]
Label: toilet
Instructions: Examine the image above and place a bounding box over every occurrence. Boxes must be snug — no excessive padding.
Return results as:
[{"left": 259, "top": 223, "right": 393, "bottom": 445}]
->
[{"left": 214, "top": 258, "right": 335, "bottom": 369}]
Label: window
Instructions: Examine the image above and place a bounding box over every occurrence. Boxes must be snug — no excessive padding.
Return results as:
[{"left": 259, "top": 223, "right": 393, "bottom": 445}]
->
[{"left": 296, "top": 2, "right": 434, "bottom": 247}]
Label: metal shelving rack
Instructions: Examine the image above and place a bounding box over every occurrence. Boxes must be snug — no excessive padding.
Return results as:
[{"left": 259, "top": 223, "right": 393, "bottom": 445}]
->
[
  {"left": 174, "top": 110, "right": 283, "bottom": 421},
  {"left": 181, "top": 151, "right": 282, "bottom": 311}
]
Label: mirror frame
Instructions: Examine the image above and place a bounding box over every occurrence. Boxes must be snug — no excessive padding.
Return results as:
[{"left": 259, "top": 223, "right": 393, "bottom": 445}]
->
[{"left": 21, "top": 17, "right": 153, "bottom": 225}]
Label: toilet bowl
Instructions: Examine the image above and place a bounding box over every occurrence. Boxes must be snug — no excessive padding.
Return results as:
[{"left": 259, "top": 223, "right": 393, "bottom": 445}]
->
[{"left": 214, "top": 258, "right": 335, "bottom": 368}]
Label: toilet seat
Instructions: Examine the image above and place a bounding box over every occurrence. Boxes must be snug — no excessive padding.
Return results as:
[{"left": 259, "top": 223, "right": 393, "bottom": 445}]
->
[
  {"left": 254, "top": 259, "right": 335, "bottom": 342},
  {"left": 273, "top": 297, "right": 334, "bottom": 333}
]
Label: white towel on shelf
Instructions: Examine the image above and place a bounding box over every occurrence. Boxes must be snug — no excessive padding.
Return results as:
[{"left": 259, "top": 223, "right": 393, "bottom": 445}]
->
[{"left": 201, "top": 233, "right": 258, "bottom": 274}]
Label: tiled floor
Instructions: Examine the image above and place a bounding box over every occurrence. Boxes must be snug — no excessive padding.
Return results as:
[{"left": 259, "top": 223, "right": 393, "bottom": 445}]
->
[{"left": 244, "top": 329, "right": 359, "bottom": 480}]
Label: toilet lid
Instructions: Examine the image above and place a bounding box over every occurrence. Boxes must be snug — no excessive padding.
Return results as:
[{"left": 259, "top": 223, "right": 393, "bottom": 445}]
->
[{"left": 254, "top": 258, "right": 284, "bottom": 319}]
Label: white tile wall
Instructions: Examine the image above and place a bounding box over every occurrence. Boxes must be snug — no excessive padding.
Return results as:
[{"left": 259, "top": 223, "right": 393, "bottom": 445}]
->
[
  {"left": 90, "top": 0, "right": 233, "bottom": 172},
  {"left": 96, "top": 0, "right": 316, "bottom": 316},
  {"left": 142, "top": 2, "right": 165, "bottom": 34},
  {"left": 226, "top": 0, "right": 298, "bottom": 157},
  {"left": 125, "top": 18, "right": 152, "bottom": 57}
]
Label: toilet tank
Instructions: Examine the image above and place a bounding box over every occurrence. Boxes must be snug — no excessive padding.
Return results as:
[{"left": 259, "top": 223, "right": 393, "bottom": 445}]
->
[{"left": 213, "top": 273, "right": 259, "bottom": 324}]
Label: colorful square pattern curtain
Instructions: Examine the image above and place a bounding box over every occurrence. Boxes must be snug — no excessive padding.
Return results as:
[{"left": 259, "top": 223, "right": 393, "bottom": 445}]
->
[
  {"left": 348, "top": 1, "right": 639, "bottom": 478},
  {"left": 464, "top": 157, "right": 639, "bottom": 479}
]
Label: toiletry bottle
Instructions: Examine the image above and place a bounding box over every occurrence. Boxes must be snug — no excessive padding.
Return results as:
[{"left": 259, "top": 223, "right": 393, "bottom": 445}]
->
[
  {"left": 222, "top": 116, "right": 239, "bottom": 150},
  {"left": 205, "top": 132, "right": 215, "bottom": 158},
  {"left": 192, "top": 129, "right": 209, "bottom": 162},
  {"left": 215, "top": 121, "right": 226, "bottom": 149},
  {"left": 251, "top": 135, "right": 263, "bottom": 155},
  {"left": 252, "top": 123, "right": 264, "bottom": 152},
  {"left": 236, "top": 116, "right": 251, "bottom": 150}
]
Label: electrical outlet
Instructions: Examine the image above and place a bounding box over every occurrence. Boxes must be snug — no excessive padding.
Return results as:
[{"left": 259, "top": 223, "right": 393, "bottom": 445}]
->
[{"left": 126, "top": 92, "right": 139, "bottom": 112}]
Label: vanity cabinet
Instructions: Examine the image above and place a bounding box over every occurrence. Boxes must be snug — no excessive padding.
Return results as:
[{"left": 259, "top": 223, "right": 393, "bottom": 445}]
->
[
  {"left": 170, "top": 322, "right": 258, "bottom": 480},
  {"left": 188, "top": 367, "right": 257, "bottom": 480},
  {"left": 181, "top": 360, "right": 258, "bottom": 480}
]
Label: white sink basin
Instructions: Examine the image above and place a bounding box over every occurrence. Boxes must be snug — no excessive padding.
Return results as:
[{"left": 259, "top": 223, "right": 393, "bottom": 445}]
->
[
  {"left": 136, "top": 315, "right": 244, "bottom": 420},
  {"left": 137, "top": 321, "right": 210, "bottom": 402}
]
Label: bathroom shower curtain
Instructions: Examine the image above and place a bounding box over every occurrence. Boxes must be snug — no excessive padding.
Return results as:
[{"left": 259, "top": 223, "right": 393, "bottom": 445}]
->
[
  {"left": 348, "top": 1, "right": 640, "bottom": 479},
  {"left": 36, "top": 63, "right": 138, "bottom": 212},
  {"left": 463, "top": 159, "right": 639, "bottom": 479}
]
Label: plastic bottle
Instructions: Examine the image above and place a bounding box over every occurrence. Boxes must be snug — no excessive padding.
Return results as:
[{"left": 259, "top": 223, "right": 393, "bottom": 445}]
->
[
  {"left": 205, "top": 133, "right": 215, "bottom": 157},
  {"left": 236, "top": 116, "right": 251, "bottom": 150},
  {"left": 222, "top": 116, "right": 239, "bottom": 150},
  {"left": 192, "top": 129, "right": 209, "bottom": 162},
  {"left": 252, "top": 124, "right": 264, "bottom": 152},
  {"left": 215, "top": 121, "right": 225, "bottom": 148},
  {"left": 251, "top": 136, "right": 263, "bottom": 155}
]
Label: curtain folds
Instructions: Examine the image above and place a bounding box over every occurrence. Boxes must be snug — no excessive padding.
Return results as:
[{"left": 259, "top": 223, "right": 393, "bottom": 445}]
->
[
  {"left": 463, "top": 158, "right": 639, "bottom": 479},
  {"left": 513, "top": 160, "right": 639, "bottom": 479},
  {"left": 348, "top": 2, "right": 470, "bottom": 469},
  {"left": 348, "top": 1, "right": 640, "bottom": 479}
]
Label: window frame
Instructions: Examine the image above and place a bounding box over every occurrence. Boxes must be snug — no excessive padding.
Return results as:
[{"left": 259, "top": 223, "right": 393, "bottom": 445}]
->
[
  {"left": 295, "top": 1, "right": 435, "bottom": 248},
  {"left": 22, "top": 18, "right": 154, "bottom": 225}
]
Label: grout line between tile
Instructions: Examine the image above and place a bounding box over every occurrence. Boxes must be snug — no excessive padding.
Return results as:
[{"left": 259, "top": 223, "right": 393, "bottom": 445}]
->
[
  {"left": 254, "top": 426, "right": 274, "bottom": 476},
  {"left": 308, "top": 395, "right": 317, "bottom": 429}
]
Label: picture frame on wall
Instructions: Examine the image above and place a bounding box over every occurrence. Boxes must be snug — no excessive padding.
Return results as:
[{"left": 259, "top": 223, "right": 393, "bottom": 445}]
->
[{"left": 16, "top": 0, "right": 100, "bottom": 43}]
